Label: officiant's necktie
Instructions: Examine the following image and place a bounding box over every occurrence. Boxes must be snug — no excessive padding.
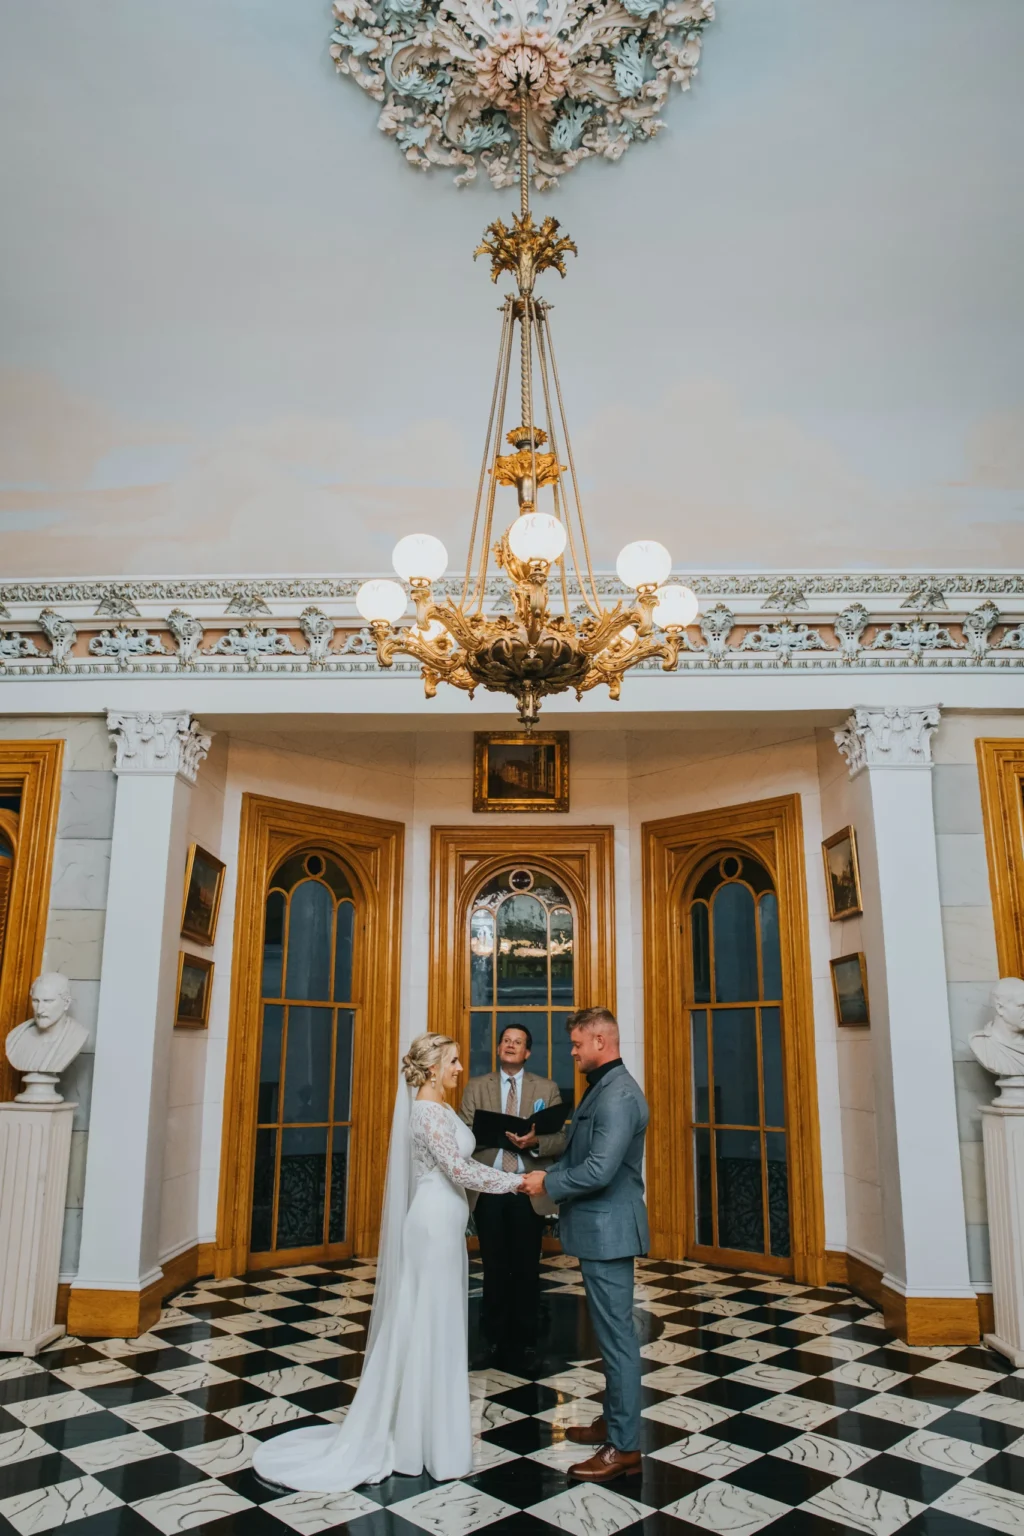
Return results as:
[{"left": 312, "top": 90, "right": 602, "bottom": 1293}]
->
[{"left": 502, "top": 1076, "right": 518, "bottom": 1173}]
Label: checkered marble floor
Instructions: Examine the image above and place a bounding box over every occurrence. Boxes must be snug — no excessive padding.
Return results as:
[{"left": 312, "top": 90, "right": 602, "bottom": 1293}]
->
[{"left": 3, "top": 1259, "right": 1024, "bottom": 1536}]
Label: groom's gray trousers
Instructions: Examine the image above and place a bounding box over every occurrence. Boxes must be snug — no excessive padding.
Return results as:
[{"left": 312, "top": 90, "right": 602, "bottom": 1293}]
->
[{"left": 579, "top": 1257, "right": 641, "bottom": 1452}]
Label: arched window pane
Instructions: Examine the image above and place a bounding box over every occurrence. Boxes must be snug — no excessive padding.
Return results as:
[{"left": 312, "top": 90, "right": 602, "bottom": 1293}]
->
[
  {"left": 550, "top": 907, "right": 573, "bottom": 1005},
  {"left": 283, "top": 1006, "right": 332, "bottom": 1123},
  {"left": 0, "top": 835, "right": 12, "bottom": 859},
  {"left": 286, "top": 880, "right": 333, "bottom": 1000},
  {"left": 496, "top": 894, "right": 548, "bottom": 1004},
  {"left": 277, "top": 1127, "right": 327, "bottom": 1249},
  {"left": 711, "top": 1009, "right": 759, "bottom": 1124},
  {"left": 691, "top": 902, "right": 710, "bottom": 1003},
  {"left": 263, "top": 890, "right": 285, "bottom": 998},
  {"left": 759, "top": 893, "right": 781, "bottom": 1001},
  {"left": 470, "top": 908, "right": 495, "bottom": 1006},
  {"left": 716, "top": 1129, "right": 764, "bottom": 1253},
  {"left": 258, "top": 1004, "right": 284, "bottom": 1122},
  {"left": 762, "top": 1007, "right": 784, "bottom": 1126},
  {"left": 712, "top": 882, "right": 758, "bottom": 1002},
  {"left": 334, "top": 900, "right": 355, "bottom": 1002}
]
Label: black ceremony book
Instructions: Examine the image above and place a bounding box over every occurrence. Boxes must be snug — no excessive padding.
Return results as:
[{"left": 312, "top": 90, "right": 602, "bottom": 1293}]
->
[{"left": 472, "top": 1100, "right": 570, "bottom": 1151}]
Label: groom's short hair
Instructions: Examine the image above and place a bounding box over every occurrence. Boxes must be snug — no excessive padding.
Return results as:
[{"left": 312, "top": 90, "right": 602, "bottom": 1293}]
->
[{"left": 567, "top": 1006, "right": 618, "bottom": 1035}]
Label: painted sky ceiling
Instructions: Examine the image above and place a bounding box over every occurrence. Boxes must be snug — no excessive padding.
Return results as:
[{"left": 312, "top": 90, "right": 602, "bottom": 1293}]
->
[{"left": 0, "top": 0, "right": 1022, "bottom": 578}]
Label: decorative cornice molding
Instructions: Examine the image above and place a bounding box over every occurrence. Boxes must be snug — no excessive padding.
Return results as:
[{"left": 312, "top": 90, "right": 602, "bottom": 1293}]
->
[
  {"left": 834, "top": 706, "right": 941, "bottom": 777},
  {"left": 107, "top": 711, "right": 212, "bottom": 783},
  {"left": 0, "top": 575, "right": 1022, "bottom": 683},
  {"left": 3, "top": 572, "right": 1024, "bottom": 607},
  {"left": 329, "top": 0, "right": 713, "bottom": 190}
]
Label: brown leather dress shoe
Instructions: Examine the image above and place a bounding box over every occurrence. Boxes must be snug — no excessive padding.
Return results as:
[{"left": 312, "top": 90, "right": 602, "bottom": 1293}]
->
[
  {"left": 568, "top": 1444, "right": 642, "bottom": 1482},
  {"left": 565, "top": 1418, "right": 608, "bottom": 1445}
]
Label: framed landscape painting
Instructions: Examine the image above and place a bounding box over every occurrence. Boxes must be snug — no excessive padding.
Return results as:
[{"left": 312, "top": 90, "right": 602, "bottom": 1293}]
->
[
  {"left": 830, "top": 952, "right": 870, "bottom": 1026},
  {"left": 175, "top": 953, "right": 214, "bottom": 1029},
  {"left": 822, "top": 825, "right": 863, "bottom": 920},
  {"left": 181, "top": 843, "right": 226, "bottom": 945},
  {"left": 473, "top": 732, "right": 569, "bottom": 813}
]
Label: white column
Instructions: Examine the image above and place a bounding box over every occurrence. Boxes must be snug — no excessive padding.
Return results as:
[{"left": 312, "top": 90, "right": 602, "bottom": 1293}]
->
[
  {"left": 835, "top": 706, "right": 974, "bottom": 1315},
  {"left": 71, "top": 712, "right": 209, "bottom": 1329}
]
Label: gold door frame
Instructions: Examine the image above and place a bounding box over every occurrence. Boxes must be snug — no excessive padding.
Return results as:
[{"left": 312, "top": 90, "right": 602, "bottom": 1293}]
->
[
  {"left": 427, "top": 825, "right": 616, "bottom": 1107},
  {"left": 0, "top": 741, "right": 64, "bottom": 1104},
  {"left": 642, "top": 795, "right": 826, "bottom": 1285},
  {"left": 216, "top": 794, "right": 403, "bottom": 1276},
  {"left": 977, "top": 739, "right": 1024, "bottom": 977}
]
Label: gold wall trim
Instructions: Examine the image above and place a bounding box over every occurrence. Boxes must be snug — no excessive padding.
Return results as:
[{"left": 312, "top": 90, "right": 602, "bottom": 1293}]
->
[
  {"left": 427, "top": 825, "right": 616, "bottom": 1098},
  {"left": 64, "top": 1243, "right": 217, "bottom": 1338},
  {"left": 215, "top": 794, "right": 404, "bottom": 1277},
  {"left": 977, "top": 739, "right": 1024, "bottom": 978},
  {"left": 0, "top": 741, "right": 64, "bottom": 1104},
  {"left": 641, "top": 795, "right": 826, "bottom": 1285}
]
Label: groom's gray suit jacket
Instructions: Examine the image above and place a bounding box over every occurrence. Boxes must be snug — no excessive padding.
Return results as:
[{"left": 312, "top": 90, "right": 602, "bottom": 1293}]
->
[{"left": 544, "top": 1062, "right": 649, "bottom": 1260}]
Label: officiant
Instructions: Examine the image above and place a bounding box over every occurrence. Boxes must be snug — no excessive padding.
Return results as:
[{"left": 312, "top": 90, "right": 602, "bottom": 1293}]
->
[{"left": 460, "top": 1024, "right": 567, "bottom": 1369}]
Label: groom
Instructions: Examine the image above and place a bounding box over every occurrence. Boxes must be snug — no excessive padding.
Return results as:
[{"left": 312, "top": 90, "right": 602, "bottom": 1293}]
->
[{"left": 521, "top": 1007, "right": 649, "bottom": 1483}]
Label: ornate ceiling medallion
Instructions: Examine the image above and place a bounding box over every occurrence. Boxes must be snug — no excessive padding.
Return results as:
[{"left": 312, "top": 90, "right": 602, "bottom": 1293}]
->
[{"left": 329, "top": 0, "right": 715, "bottom": 187}]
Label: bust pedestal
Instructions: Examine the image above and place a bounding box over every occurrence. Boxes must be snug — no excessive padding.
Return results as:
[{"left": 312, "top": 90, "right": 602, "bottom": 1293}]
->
[
  {"left": 981, "top": 1103, "right": 1024, "bottom": 1366},
  {"left": 0, "top": 1100, "right": 76, "bottom": 1354}
]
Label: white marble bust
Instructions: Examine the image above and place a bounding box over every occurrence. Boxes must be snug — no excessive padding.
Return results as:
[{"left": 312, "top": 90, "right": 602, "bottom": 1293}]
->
[
  {"left": 5, "top": 972, "right": 88, "bottom": 1104},
  {"left": 970, "top": 977, "right": 1024, "bottom": 1105}
]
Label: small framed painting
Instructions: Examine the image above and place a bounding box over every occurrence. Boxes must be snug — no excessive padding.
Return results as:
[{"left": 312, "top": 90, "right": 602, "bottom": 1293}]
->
[
  {"left": 175, "top": 952, "right": 214, "bottom": 1029},
  {"left": 473, "top": 732, "right": 569, "bottom": 813},
  {"left": 822, "top": 825, "right": 863, "bottom": 920},
  {"left": 830, "top": 952, "right": 870, "bottom": 1027},
  {"left": 180, "top": 844, "right": 226, "bottom": 946}
]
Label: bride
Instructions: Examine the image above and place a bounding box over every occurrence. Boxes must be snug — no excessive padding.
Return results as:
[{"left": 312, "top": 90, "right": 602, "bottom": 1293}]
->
[{"left": 252, "top": 1032, "right": 524, "bottom": 1492}]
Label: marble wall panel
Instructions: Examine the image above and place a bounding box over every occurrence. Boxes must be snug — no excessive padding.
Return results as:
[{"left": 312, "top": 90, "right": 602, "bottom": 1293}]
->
[
  {"left": 57, "top": 772, "right": 117, "bottom": 840},
  {"left": 42, "top": 908, "right": 106, "bottom": 980},
  {"left": 935, "top": 834, "right": 993, "bottom": 910},
  {"left": 50, "top": 838, "right": 111, "bottom": 910}
]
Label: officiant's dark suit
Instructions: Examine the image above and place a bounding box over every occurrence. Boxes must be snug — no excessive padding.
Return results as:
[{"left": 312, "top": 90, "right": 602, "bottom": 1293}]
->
[{"left": 460, "top": 1025, "right": 567, "bottom": 1363}]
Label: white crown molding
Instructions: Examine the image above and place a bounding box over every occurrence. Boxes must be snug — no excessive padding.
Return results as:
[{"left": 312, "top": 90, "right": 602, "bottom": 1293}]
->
[{"left": 107, "top": 711, "right": 212, "bottom": 783}]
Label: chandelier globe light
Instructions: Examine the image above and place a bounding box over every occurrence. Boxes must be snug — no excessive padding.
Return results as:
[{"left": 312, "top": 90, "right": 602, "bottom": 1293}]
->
[{"left": 356, "top": 83, "right": 698, "bottom": 728}]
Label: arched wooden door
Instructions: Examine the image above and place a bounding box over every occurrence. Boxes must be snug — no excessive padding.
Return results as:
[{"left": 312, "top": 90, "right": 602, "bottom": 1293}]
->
[
  {"left": 217, "top": 795, "right": 403, "bottom": 1276},
  {"left": 642, "top": 796, "right": 826, "bottom": 1286}
]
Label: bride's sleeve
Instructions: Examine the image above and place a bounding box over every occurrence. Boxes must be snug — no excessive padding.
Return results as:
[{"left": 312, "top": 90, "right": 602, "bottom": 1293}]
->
[{"left": 417, "top": 1105, "right": 521, "bottom": 1194}]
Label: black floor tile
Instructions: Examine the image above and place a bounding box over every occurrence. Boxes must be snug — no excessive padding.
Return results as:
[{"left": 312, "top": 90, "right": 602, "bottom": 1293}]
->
[
  {"left": 687, "top": 1379, "right": 774, "bottom": 1412},
  {"left": 900, "top": 1511, "right": 1001, "bottom": 1536},
  {"left": 0, "top": 1450, "right": 81, "bottom": 1499},
  {"left": 818, "top": 1409, "right": 920, "bottom": 1451},
  {"left": 35, "top": 1509, "right": 156, "bottom": 1536},
  {"left": 94, "top": 1452, "right": 210, "bottom": 1502},
  {"left": 37, "top": 1410, "right": 140, "bottom": 1449},
  {"left": 966, "top": 1448, "right": 1024, "bottom": 1495},
  {"left": 147, "top": 1322, "right": 217, "bottom": 1346},
  {"left": 146, "top": 1413, "right": 239, "bottom": 1451},
  {"left": 82, "top": 1378, "right": 171, "bottom": 1408},
  {"left": 633, "top": 1456, "right": 711, "bottom": 1506},
  {"left": 712, "top": 1413, "right": 803, "bottom": 1453},
  {"left": 248, "top": 1413, "right": 324, "bottom": 1442},
  {"left": 344, "top": 1509, "right": 455, "bottom": 1536},
  {"left": 180, "top": 1380, "right": 272, "bottom": 1413},
  {"left": 0, "top": 1372, "right": 69, "bottom": 1407},
  {"left": 726, "top": 1457, "right": 835, "bottom": 1505},
  {"left": 356, "top": 1469, "right": 440, "bottom": 1506},
  {"left": 479, "top": 1417, "right": 557, "bottom": 1455},
  {"left": 465, "top": 1458, "right": 566, "bottom": 1507},
  {"left": 791, "top": 1379, "right": 875, "bottom": 1410},
  {"left": 219, "top": 1464, "right": 297, "bottom": 1504},
  {"left": 175, "top": 1508, "right": 293, "bottom": 1535},
  {"left": 848, "top": 1450, "right": 960, "bottom": 1503},
  {"left": 932, "top": 1409, "right": 1023, "bottom": 1449},
  {"left": 890, "top": 1378, "right": 974, "bottom": 1408},
  {"left": 490, "top": 1383, "right": 563, "bottom": 1416}
]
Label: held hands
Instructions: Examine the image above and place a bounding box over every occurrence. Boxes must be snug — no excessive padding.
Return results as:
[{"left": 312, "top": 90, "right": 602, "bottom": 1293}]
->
[
  {"left": 506, "top": 1125, "right": 539, "bottom": 1151},
  {"left": 519, "top": 1170, "right": 547, "bottom": 1197}
]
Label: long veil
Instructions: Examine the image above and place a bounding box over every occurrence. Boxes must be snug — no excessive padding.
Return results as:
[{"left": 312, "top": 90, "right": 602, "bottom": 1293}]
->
[{"left": 365, "top": 1078, "right": 414, "bottom": 1359}]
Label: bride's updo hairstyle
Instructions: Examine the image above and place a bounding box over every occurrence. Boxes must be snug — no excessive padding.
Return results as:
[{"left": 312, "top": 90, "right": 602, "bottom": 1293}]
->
[{"left": 402, "top": 1032, "right": 458, "bottom": 1088}]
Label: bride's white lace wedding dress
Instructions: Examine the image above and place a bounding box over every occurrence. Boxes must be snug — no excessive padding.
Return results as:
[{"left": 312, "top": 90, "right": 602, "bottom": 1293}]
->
[{"left": 252, "top": 1099, "right": 520, "bottom": 1492}]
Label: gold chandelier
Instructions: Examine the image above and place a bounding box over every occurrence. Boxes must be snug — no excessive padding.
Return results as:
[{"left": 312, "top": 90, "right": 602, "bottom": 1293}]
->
[{"left": 356, "top": 88, "right": 697, "bottom": 728}]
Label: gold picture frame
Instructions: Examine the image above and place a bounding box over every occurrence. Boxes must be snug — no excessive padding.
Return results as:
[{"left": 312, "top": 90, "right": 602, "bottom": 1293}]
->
[
  {"left": 181, "top": 843, "right": 226, "bottom": 946},
  {"left": 175, "top": 952, "right": 214, "bottom": 1029},
  {"left": 822, "top": 825, "right": 863, "bottom": 920},
  {"left": 473, "top": 732, "right": 569, "bottom": 813},
  {"left": 830, "top": 952, "right": 870, "bottom": 1026}
]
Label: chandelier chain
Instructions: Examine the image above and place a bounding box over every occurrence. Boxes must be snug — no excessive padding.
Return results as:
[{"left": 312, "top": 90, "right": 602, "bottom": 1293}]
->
[
  {"left": 542, "top": 309, "right": 602, "bottom": 611},
  {"left": 464, "top": 296, "right": 515, "bottom": 607}
]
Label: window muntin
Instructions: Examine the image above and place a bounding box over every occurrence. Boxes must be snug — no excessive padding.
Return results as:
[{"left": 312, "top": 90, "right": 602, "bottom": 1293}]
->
[
  {"left": 251, "top": 850, "right": 356, "bottom": 1254},
  {"left": 687, "top": 852, "right": 790, "bottom": 1260},
  {"left": 468, "top": 867, "right": 575, "bottom": 1103}
]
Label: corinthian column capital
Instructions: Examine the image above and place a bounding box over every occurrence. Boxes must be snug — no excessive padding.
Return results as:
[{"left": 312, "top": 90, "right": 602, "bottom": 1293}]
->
[
  {"left": 107, "top": 710, "right": 211, "bottom": 783},
  {"left": 835, "top": 705, "right": 941, "bottom": 778}
]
